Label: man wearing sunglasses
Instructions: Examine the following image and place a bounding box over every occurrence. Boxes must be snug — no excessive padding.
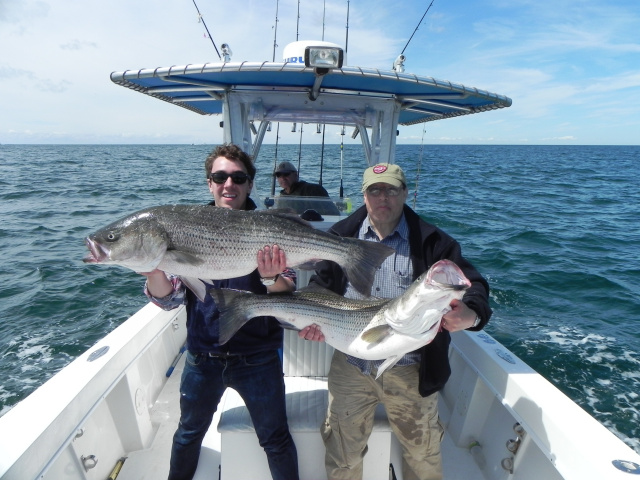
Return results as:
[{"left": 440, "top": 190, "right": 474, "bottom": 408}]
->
[
  {"left": 299, "top": 163, "right": 491, "bottom": 480},
  {"left": 275, "top": 161, "right": 331, "bottom": 197},
  {"left": 274, "top": 161, "right": 340, "bottom": 216},
  {"left": 143, "top": 144, "right": 299, "bottom": 480}
]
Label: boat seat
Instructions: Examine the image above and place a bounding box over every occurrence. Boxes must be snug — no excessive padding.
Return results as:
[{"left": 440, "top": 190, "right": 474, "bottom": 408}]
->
[{"left": 218, "top": 330, "right": 397, "bottom": 480}]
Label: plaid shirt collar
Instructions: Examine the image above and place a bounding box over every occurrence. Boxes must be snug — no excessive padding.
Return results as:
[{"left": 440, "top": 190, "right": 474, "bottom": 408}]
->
[{"left": 361, "top": 213, "right": 409, "bottom": 242}]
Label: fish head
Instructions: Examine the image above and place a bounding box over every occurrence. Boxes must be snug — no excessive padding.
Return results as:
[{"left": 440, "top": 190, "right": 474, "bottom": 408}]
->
[
  {"left": 384, "top": 259, "right": 471, "bottom": 336},
  {"left": 83, "top": 210, "right": 169, "bottom": 273}
]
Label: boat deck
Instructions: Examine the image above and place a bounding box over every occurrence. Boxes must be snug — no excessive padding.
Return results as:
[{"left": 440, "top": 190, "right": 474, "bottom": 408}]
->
[
  {"left": 5, "top": 300, "right": 639, "bottom": 480},
  {"left": 117, "top": 352, "right": 481, "bottom": 480}
]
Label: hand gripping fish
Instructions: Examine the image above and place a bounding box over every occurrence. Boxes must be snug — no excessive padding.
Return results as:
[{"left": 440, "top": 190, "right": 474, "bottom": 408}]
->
[
  {"left": 212, "top": 259, "right": 472, "bottom": 377},
  {"left": 82, "top": 204, "right": 394, "bottom": 297}
]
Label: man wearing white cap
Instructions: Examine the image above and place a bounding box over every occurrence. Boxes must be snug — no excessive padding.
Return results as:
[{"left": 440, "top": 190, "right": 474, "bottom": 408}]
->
[{"left": 300, "top": 163, "right": 492, "bottom": 480}]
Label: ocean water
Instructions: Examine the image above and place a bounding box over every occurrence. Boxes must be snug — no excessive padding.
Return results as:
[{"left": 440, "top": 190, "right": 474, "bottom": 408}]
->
[{"left": 0, "top": 144, "right": 638, "bottom": 454}]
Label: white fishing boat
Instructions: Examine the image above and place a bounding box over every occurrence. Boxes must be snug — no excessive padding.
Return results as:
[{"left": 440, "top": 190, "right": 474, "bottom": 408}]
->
[{"left": 1, "top": 39, "right": 639, "bottom": 480}]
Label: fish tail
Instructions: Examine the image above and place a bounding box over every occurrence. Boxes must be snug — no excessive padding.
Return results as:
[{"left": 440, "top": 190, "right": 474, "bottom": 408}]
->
[
  {"left": 209, "top": 289, "right": 253, "bottom": 345},
  {"left": 343, "top": 240, "right": 395, "bottom": 295},
  {"left": 375, "top": 355, "right": 402, "bottom": 379}
]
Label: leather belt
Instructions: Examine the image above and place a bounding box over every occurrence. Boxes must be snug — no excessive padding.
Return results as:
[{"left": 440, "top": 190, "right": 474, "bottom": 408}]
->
[{"left": 206, "top": 352, "right": 238, "bottom": 359}]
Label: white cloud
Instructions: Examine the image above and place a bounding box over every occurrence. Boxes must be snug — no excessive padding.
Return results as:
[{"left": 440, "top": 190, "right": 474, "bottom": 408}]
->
[{"left": 1, "top": 0, "right": 639, "bottom": 145}]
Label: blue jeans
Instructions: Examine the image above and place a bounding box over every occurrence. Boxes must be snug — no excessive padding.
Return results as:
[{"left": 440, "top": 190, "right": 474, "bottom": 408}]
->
[{"left": 168, "top": 350, "right": 299, "bottom": 480}]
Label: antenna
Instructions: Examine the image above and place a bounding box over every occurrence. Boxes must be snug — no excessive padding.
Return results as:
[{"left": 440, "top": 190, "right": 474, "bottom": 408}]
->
[
  {"left": 322, "top": 0, "right": 326, "bottom": 41},
  {"left": 272, "top": 0, "right": 280, "bottom": 62},
  {"left": 345, "top": 0, "right": 350, "bottom": 61},
  {"left": 296, "top": 0, "right": 301, "bottom": 41}
]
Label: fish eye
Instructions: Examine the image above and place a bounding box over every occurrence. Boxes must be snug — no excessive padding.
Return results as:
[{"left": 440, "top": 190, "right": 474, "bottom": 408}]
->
[{"left": 106, "top": 231, "right": 120, "bottom": 242}]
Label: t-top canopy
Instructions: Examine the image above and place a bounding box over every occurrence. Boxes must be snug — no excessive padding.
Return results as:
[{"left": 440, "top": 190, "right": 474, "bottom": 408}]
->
[{"left": 111, "top": 61, "right": 511, "bottom": 126}]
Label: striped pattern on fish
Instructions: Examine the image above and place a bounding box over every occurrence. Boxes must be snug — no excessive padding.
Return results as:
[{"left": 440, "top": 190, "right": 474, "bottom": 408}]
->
[{"left": 83, "top": 204, "right": 394, "bottom": 296}]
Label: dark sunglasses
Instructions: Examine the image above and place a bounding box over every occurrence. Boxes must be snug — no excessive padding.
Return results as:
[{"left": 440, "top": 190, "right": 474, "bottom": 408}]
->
[
  {"left": 275, "top": 171, "right": 293, "bottom": 178},
  {"left": 209, "top": 171, "right": 251, "bottom": 185}
]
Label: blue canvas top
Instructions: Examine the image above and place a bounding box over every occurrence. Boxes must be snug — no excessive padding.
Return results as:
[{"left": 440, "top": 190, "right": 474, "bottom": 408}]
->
[{"left": 111, "top": 61, "right": 511, "bottom": 126}]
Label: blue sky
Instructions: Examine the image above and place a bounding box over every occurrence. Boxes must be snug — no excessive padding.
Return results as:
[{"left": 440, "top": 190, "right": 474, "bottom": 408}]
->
[{"left": 1, "top": 0, "right": 639, "bottom": 145}]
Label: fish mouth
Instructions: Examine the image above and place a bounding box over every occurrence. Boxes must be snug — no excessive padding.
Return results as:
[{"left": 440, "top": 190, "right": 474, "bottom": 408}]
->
[
  {"left": 432, "top": 281, "right": 470, "bottom": 291},
  {"left": 427, "top": 260, "right": 472, "bottom": 290},
  {"left": 83, "top": 237, "right": 109, "bottom": 263}
]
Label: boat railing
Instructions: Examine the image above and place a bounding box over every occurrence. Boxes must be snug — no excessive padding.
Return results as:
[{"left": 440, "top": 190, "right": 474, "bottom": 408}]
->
[{"left": 0, "top": 303, "right": 187, "bottom": 480}]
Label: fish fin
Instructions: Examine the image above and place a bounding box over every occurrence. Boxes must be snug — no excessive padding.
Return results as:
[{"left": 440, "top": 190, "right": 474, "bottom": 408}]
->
[
  {"left": 164, "top": 249, "right": 205, "bottom": 266},
  {"left": 360, "top": 325, "right": 393, "bottom": 344},
  {"left": 208, "top": 288, "right": 253, "bottom": 345},
  {"left": 179, "top": 276, "right": 209, "bottom": 303},
  {"left": 375, "top": 355, "right": 402, "bottom": 379},
  {"left": 341, "top": 239, "right": 395, "bottom": 296}
]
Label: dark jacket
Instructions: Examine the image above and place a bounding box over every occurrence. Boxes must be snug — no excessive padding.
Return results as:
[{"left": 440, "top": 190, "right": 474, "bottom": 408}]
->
[
  {"left": 184, "top": 198, "right": 283, "bottom": 355},
  {"left": 280, "top": 180, "right": 330, "bottom": 197},
  {"left": 310, "top": 204, "right": 492, "bottom": 396}
]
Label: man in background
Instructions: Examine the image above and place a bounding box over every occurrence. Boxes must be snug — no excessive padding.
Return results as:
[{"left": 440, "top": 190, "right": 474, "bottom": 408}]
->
[
  {"left": 274, "top": 161, "right": 340, "bottom": 216},
  {"left": 275, "top": 161, "right": 331, "bottom": 197}
]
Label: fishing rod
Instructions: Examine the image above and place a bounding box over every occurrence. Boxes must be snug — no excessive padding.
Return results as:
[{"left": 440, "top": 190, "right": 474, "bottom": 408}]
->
[
  {"left": 412, "top": 124, "right": 427, "bottom": 210},
  {"left": 400, "top": 0, "right": 436, "bottom": 55},
  {"left": 191, "top": 0, "right": 221, "bottom": 59},
  {"left": 297, "top": 124, "right": 303, "bottom": 172},
  {"left": 340, "top": 125, "right": 345, "bottom": 198},
  {"left": 319, "top": 125, "right": 326, "bottom": 186},
  {"left": 271, "top": 123, "right": 280, "bottom": 196}
]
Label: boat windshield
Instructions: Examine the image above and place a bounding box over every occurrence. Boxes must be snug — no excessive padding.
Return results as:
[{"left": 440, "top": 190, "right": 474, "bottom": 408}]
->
[{"left": 262, "top": 195, "right": 351, "bottom": 219}]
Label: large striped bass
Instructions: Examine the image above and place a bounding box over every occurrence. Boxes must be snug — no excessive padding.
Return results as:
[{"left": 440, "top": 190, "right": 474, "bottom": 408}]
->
[
  {"left": 83, "top": 204, "right": 394, "bottom": 297},
  {"left": 212, "top": 259, "right": 471, "bottom": 377}
]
